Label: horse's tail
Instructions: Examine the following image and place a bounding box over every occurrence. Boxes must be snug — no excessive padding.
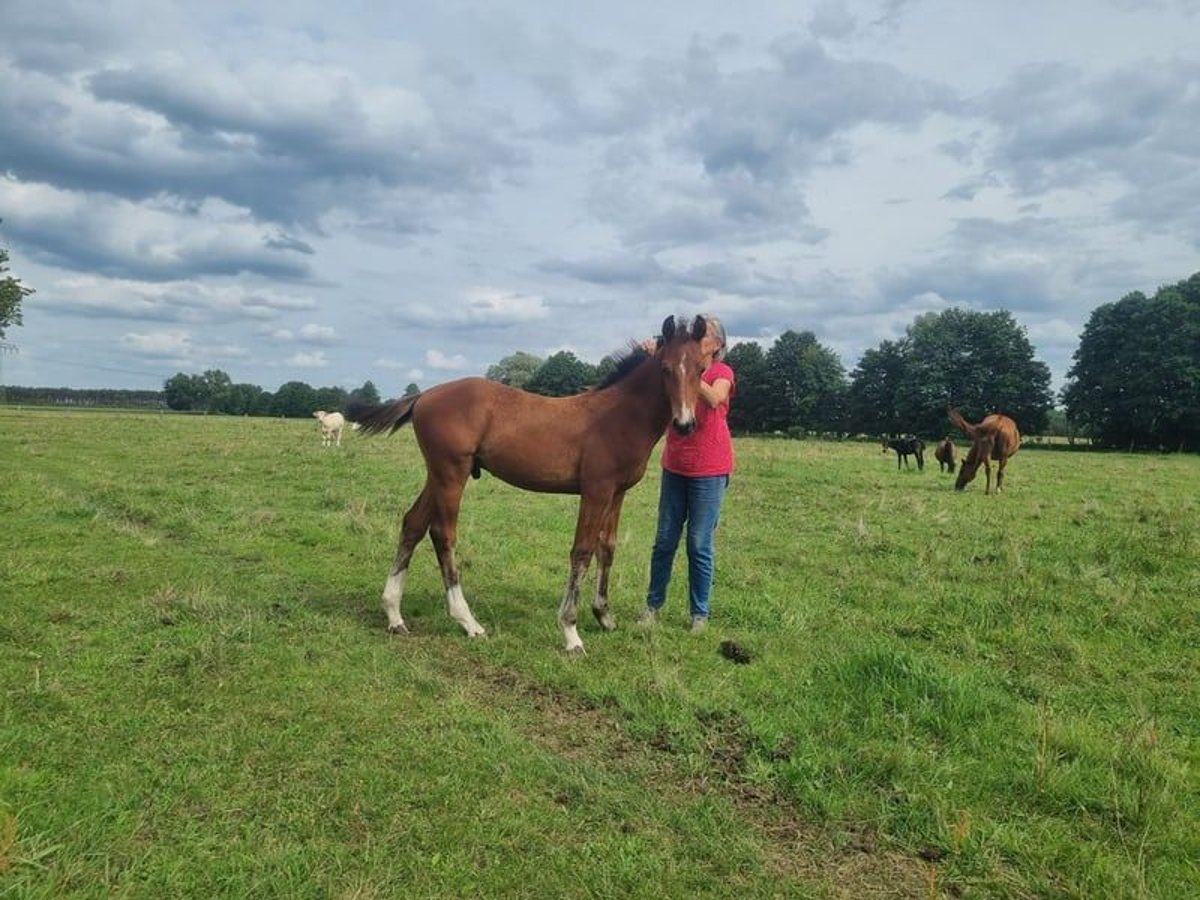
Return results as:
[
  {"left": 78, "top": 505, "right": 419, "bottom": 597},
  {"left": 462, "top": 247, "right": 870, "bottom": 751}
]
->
[
  {"left": 947, "top": 407, "right": 977, "bottom": 438},
  {"left": 346, "top": 395, "right": 420, "bottom": 436}
]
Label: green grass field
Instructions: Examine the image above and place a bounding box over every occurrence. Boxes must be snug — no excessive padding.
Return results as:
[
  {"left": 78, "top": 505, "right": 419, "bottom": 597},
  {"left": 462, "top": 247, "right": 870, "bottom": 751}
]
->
[{"left": 2, "top": 408, "right": 1197, "bottom": 898}]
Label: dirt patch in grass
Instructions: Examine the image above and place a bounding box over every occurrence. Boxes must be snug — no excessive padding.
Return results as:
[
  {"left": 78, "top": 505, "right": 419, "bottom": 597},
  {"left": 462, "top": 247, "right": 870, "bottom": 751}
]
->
[{"left": 429, "top": 646, "right": 936, "bottom": 899}]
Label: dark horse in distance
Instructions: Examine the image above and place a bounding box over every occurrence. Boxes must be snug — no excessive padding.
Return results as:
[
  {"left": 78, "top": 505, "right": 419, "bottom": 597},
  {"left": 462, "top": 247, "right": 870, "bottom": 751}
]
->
[
  {"left": 346, "top": 315, "right": 712, "bottom": 654},
  {"left": 948, "top": 408, "right": 1020, "bottom": 494},
  {"left": 882, "top": 436, "right": 925, "bottom": 471}
]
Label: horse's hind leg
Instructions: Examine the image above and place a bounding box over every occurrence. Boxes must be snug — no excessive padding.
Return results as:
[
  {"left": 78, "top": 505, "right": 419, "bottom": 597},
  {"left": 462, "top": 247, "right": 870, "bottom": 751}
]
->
[
  {"left": 591, "top": 492, "right": 626, "bottom": 633},
  {"left": 429, "top": 475, "right": 486, "bottom": 638},
  {"left": 995, "top": 456, "right": 1009, "bottom": 493},
  {"left": 382, "top": 485, "right": 434, "bottom": 634}
]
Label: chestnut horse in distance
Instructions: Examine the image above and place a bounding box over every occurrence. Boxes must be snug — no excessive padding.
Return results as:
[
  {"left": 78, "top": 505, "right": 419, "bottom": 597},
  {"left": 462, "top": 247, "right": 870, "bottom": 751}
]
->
[
  {"left": 947, "top": 408, "right": 1020, "bottom": 494},
  {"left": 934, "top": 437, "right": 956, "bottom": 473},
  {"left": 346, "top": 315, "right": 712, "bottom": 655}
]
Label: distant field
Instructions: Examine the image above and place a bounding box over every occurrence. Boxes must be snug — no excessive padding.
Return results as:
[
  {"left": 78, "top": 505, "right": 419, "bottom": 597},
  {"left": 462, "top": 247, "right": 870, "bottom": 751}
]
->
[{"left": 2, "top": 408, "right": 1197, "bottom": 898}]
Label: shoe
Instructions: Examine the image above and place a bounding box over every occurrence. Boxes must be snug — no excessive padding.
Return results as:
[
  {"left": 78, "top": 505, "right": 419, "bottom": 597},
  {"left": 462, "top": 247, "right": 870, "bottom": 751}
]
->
[
  {"left": 638, "top": 607, "right": 659, "bottom": 625},
  {"left": 689, "top": 615, "right": 708, "bottom": 634}
]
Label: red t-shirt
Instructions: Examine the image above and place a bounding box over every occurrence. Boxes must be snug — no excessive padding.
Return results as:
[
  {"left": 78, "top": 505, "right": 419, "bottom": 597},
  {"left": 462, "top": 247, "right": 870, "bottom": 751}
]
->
[{"left": 662, "top": 361, "right": 735, "bottom": 477}]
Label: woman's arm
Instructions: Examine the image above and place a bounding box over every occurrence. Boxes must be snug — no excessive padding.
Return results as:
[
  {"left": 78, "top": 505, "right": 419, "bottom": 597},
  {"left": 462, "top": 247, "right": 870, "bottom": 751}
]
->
[{"left": 699, "top": 377, "right": 732, "bottom": 408}]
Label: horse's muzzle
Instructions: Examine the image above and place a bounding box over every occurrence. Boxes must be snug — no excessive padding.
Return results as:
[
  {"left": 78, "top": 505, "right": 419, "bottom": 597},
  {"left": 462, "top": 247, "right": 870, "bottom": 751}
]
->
[{"left": 672, "top": 419, "right": 696, "bottom": 436}]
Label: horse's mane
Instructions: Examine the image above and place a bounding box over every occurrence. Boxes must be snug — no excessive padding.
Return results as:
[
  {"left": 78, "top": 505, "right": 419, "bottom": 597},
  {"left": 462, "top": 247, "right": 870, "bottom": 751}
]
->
[{"left": 594, "top": 343, "right": 651, "bottom": 391}]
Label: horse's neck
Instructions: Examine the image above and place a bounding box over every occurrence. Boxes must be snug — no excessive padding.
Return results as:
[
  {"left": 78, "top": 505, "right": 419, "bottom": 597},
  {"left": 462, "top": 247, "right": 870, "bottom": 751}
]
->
[{"left": 611, "top": 359, "right": 672, "bottom": 432}]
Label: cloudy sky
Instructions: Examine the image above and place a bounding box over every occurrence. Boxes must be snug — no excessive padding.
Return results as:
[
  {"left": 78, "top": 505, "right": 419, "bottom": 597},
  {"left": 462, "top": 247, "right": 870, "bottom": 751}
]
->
[{"left": 2, "top": 0, "right": 1198, "bottom": 395}]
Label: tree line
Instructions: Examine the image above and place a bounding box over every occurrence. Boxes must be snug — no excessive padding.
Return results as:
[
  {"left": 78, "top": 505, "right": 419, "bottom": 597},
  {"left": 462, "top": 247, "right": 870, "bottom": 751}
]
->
[
  {"left": 160, "top": 372, "right": 389, "bottom": 418},
  {"left": 475, "top": 274, "right": 1200, "bottom": 451},
  {"left": 4, "top": 272, "right": 1197, "bottom": 450}
]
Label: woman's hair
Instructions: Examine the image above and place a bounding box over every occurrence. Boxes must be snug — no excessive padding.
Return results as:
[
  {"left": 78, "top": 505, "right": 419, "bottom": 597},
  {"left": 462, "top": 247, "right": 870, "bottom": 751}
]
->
[{"left": 706, "top": 315, "right": 728, "bottom": 361}]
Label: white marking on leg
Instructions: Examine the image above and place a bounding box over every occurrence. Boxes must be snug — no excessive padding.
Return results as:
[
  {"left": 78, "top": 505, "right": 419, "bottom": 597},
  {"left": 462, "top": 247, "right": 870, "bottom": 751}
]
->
[
  {"left": 563, "top": 623, "right": 584, "bottom": 655},
  {"left": 447, "top": 584, "right": 486, "bottom": 637},
  {"left": 382, "top": 571, "right": 407, "bottom": 633}
]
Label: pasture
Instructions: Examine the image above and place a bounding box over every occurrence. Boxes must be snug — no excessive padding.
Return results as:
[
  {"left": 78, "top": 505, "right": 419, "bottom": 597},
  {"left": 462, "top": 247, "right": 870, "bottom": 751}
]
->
[{"left": 2, "top": 409, "right": 1197, "bottom": 898}]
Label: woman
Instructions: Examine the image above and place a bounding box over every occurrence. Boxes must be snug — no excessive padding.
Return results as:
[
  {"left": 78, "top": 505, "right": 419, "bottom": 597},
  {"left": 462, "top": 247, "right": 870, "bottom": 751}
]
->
[{"left": 640, "top": 316, "right": 735, "bottom": 632}]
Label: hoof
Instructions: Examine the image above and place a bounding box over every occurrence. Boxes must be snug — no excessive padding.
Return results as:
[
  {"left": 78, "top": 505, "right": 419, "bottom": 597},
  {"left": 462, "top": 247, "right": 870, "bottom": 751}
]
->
[
  {"left": 565, "top": 644, "right": 587, "bottom": 657},
  {"left": 466, "top": 627, "right": 487, "bottom": 639},
  {"left": 596, "top": 612, "right": 616, "bottom": 632},
  {"left": 387, "top": 622, "right": 410, "bottom": 635}
]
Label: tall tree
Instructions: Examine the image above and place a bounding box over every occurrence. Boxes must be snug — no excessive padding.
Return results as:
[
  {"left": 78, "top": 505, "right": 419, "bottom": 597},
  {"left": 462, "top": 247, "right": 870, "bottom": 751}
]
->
[
  {"left": 846, "top": 340, "right": 908, "bottom": 436},
  {"left": 163, "top": 372, "right": 207, "bottom": 411},
  {"left": 486, "top": 351, "right": 544, "bottom": 389},
  {"left": 213, "top": 383, "right": 268, "bottom": 415},
  {"left": 403, "top": 382, "right": 421, "bottom": 397},
  {"left": 763, "top": 330, "right": 847, "bottom": 434},
  {"left": 271, "top": 381, "right": 317, "bottom": 418},
  {"left": 525, "top": 351, "right": 595, "bottom": 397},
  {"left": 314, "top": 385, "right": 348, "bottom": 412},
  {"left": 724, "top": 341, "right": 771, "bottom": 433},
  {"left": 349, "top": 380, "right": 381, "bottom": 405},
  {"left": 896, "top": 309, "right": 1052, "bottom": 437},
  {"left": 1062, "top": 273, "right": 1200, "bottom": 450},
  {"left": 1, "top": 231, "right": 34, "bottom": 340}
]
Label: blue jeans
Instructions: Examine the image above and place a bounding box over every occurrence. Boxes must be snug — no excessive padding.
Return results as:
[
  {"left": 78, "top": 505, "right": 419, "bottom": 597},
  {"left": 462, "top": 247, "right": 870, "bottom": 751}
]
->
[{"left": 646, "top": 471, "right": 729, "bottom": 618}]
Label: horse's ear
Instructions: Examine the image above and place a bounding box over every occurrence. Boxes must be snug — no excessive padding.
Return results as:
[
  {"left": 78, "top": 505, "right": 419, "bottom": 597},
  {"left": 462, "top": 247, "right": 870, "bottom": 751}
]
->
[
  {"left": 690, "top": 315, "right": 707, "bottom": 341},
  {"left": 661, "top": 315, "right": 676, "bottom": 342}
]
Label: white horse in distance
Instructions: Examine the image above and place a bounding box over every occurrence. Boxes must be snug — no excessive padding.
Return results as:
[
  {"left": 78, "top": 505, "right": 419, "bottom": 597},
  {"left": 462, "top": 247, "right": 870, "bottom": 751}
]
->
[{"left": 313, "top": 410, "right": 345, "bottom": 447}]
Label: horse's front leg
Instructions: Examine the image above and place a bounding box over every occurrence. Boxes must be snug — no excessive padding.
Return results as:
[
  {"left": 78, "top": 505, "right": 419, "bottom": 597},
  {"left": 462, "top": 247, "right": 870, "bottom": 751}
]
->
[
  {"left": 591, "top": 491, "right": 626, "bottom": 633},
  {"left": 559, "top": 494, "right": 608, "bottom": 654}
]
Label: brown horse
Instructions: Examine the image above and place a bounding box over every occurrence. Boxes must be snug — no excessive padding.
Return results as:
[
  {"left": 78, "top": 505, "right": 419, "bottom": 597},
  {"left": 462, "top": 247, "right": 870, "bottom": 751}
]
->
[
  {"left": 948, "top": 408, "right": 1020, "bottom": 494},
  {"left": 346, "top": 315, "right": 711, "bottom": 654},
  {"left": 934, "top": 437, "right": 956, "bottom": 473}
]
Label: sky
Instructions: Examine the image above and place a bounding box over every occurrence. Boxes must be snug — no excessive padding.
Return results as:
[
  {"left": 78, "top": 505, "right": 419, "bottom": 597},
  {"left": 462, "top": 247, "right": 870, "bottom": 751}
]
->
[{"left": 2, "top": 0, "right": 1198, "bottom": 396}]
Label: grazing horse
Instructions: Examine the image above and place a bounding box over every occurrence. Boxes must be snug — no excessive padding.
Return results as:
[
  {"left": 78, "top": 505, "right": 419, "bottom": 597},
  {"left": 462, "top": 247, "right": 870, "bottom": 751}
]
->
[
  {"left": 934, "top": 437, "right": 956, "bottom": 473},
  {"left": 948, "top": 408, "right": 1020, "bottom": 494},
  {"left": 882, "top": 436, "right": 925, "bottom": 471},
  {"left": 346, "top": 315, "right": 711, "bottom": 654},
  {"left": 313, "top": 410, "right": 345, "bottom": 447}
]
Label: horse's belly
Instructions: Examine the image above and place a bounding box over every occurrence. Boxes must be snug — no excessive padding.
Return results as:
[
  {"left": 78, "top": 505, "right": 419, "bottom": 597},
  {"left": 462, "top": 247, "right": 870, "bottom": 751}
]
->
[{"left": 481, "top": 457, "right": 579, "bottom": 494}]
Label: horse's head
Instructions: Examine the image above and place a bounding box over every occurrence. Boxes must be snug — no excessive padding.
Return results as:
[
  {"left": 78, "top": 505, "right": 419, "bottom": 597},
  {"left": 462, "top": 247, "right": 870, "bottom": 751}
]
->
[
  {"left": 954, "top": 451, "right": 979, "bottom": 490},
  {"left": 658, "top": 314, "right": 710, "bottom": 436},
  {"left": 880, "top": 436, "right": 890, "bottom": 453}
]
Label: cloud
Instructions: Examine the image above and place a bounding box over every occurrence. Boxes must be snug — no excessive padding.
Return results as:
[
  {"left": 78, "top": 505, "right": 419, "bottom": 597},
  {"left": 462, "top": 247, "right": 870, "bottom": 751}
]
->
[
  {"left": 809, "top": 2, "right": 857, "bottom": 40},
  {"left": 32, "top": 274, "right": 317, "bottom": 324},
  {"left": 391, "top": 288, "right": 550, "bottom": 328},
  {"left": 0, "top": 35, "right": 526, "bottom": 230},
  {"left": 0, "top": 176, "right": 314, "bottom": 281},
  {"left": 974, "top": 58, "right": 1200, "bottom": 243},
  {"left": 298, "top": 324, "right": 338, "bottom": 344},
  {"left": 425, "top": 349, "right": 468, "bottom": 370},
  {"left": 539, "top": 35, "right": 956, "bottom": 253},
  {"left": 286, "top": 351, "right": 329, "bottom": 368},
  {"left": 122, "top": 329, "right": 191, "bottom": 358}
]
